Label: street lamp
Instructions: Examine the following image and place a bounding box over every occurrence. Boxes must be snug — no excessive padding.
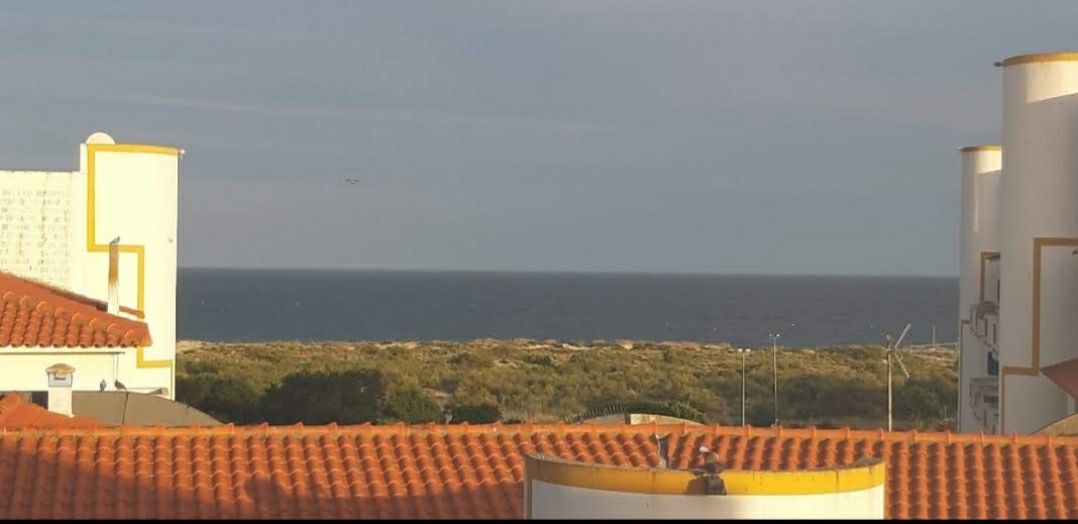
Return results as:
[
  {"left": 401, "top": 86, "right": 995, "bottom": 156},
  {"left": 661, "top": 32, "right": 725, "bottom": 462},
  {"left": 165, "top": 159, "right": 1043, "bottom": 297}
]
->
[
  {"left": 737, "top": 348, "right": 751, "bottom": 426},
  {"left": 768, "top": 333, "right": 781, "bottom": 426}
]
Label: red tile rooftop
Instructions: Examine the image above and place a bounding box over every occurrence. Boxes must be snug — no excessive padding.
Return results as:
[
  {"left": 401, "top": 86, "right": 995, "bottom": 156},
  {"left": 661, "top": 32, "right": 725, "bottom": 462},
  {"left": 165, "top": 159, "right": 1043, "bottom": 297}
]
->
[
  {"left": 0, "top": 271, "right": 151, "bottom": 348},
  {"left": 0, "top": 422, "right": 1075, "bottom": 519},
  {"left": 1042, "top": 357, "right": 1078, "bottom": 400},
  {"left": 0, "top": 394, "right": 104, "bottom": 429}
]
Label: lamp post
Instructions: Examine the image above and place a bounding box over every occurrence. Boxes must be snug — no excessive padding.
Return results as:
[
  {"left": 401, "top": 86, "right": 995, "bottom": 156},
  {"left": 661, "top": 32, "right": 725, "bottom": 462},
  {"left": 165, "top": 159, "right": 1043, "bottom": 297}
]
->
[
  {"left": 737, "top": 348, "right": 751, "bottom": 426},
  {"left": 768, "top": 333, "right": 780, "bottom": 426}
]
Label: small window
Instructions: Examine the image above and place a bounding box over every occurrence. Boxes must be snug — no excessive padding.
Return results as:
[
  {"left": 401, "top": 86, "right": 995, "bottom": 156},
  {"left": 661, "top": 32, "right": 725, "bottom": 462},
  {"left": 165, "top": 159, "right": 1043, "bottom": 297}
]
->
[{"left": 987, "top": 354, "right": 999, "bottom": 376}]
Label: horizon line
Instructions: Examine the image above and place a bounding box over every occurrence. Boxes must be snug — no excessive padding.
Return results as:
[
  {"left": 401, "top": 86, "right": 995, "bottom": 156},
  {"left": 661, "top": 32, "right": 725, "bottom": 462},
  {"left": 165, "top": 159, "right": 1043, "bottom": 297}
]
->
[{"left": 177, "top": 266, "right": 957, "bottom": 279}]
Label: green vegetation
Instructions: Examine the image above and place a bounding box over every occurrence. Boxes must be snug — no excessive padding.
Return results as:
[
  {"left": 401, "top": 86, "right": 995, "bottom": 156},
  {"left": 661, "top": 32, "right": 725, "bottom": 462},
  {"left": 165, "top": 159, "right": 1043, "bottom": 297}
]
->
[{"left": 176, "top": 339, "right": 958, "bottom": 430}]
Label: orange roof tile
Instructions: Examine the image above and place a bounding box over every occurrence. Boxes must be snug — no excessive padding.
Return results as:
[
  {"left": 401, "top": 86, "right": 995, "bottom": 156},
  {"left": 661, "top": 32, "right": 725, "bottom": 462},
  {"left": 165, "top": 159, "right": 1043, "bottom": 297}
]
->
[
  {"left": 0, "top": 394, "right": 105, "bottom": 429},
  {"left": 0, "top": 422, "right": 1076, "bottom": 519},
  {"left": 0, "top": 271, "right": 150, "bottom": 348},
  {"left": 1043, "top": 357, "right": 1078, "bottom": 400}
]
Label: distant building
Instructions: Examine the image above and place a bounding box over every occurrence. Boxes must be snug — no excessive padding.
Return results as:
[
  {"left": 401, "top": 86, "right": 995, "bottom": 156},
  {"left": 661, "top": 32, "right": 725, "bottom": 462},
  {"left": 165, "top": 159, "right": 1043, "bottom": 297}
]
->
[
  {"left": 0, "top": 132, "right": 180, "bottom": 400},
  {"left": 958, "top": 52, "right": 1078, "bottom": 434}
]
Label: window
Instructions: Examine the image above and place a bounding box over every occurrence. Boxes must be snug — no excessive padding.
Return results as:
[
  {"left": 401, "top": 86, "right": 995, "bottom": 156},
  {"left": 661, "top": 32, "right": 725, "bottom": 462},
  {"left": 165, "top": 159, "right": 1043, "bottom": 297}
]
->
[{"left": 987, "top": 354, "right": 999, "bottom": 376}]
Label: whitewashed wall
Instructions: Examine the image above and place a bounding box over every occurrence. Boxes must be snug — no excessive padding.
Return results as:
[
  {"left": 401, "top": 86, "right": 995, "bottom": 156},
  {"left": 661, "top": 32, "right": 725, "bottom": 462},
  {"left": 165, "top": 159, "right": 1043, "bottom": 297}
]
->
[
  {"left": 999, "top": 55, "right": 1078, "bottom": 433},
  {"left": 528, "top": 480, "right": 884, "bottom": 520},
  {"left": 0, "top": 133, "right": 178, "bottom": 398},
  {"left": 957, "top": 146, "right": 1001, "bottom": 434}
]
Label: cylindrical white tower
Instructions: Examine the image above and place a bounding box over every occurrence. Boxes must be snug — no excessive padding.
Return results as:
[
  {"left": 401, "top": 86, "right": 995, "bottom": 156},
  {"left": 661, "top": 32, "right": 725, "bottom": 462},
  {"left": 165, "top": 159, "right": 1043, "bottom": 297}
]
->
[
  {"left": 998, "top": 52, "right": 1078, "bottom": 434},
  {"left": 524, "top": 454, "right": 885, "bottom": 519},
  {"left": 957, "top": 145, "right": 1002, "bottom": 434}
]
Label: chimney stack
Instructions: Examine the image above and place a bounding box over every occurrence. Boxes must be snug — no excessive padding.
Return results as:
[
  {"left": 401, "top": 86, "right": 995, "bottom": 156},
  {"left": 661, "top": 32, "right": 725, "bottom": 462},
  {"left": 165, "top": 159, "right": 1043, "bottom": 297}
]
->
[
  {"left": 45, "top": 363, "right": 75, "bottom": 417},
  {"left": 108, "top": 237, "right": 119, "bottom": 314}
]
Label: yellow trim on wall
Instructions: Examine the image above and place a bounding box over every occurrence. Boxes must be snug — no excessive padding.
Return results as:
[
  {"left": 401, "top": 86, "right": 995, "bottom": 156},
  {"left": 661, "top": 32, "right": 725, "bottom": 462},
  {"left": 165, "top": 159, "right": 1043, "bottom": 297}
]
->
[
  {"left": 960, "top": 145, "right": 1002, "bottom": 153},
  {"left": 85, "top": 143, "right": 178, "bottom": 370},
  {"left": 524, "top": 455, "right": 885, "bottom": 496},
  {"left": 999, "top": 52, "right": 1078, "bottom": 67},
  {"left": 1000, "top": 237, "right": 1078, "bottom": 430}
]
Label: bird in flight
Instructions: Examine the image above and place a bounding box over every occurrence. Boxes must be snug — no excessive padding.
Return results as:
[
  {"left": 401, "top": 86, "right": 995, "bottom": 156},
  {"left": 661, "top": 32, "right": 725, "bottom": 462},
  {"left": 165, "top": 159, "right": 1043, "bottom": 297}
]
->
[{"left": 345, "top": 178, "right": 361, "bottom": 185}]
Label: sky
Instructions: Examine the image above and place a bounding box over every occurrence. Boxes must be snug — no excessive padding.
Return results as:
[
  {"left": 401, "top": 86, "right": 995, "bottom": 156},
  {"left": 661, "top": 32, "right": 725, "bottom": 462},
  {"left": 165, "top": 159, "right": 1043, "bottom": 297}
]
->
[{"left": 0, "top": 1, "right": 1076, "bottom": 276}]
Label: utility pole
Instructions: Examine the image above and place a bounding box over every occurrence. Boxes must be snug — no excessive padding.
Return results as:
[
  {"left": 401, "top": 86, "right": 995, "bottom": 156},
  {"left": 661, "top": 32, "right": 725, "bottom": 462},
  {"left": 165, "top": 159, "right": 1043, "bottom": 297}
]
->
[
  {"left": 887, "top": 350, "right": 893, "bottom": 432},
  {"left": 768, "top": 333, "right": 780, "bottom": 426},
  {"left": 738, "top": 348, "right": 751, "bottom": 426}
]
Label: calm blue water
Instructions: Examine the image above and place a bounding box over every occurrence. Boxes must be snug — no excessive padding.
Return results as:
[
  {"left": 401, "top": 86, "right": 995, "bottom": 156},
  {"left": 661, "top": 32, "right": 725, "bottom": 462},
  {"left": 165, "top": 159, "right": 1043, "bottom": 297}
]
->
[
  {"left": 178, "top": 270, "right": 961, "bottom": 347},
  {"left": 177, "top": 270, "right": 957, "bottom": 347}
]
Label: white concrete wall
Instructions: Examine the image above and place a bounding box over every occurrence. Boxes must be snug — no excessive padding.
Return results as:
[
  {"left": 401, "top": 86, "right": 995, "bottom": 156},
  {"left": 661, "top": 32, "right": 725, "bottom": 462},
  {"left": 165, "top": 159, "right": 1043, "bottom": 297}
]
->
[
  {"left": 957, "top": 147, "right": 1001, "bottom": 434},
  {"left": 77, "top": 143, "right": 178, "bottom": 397},
  {"left": 528, "top": 480, "right": 884, "bottom": 519},
  {"left": 0, "top": 350, "right": 119, "bottom": 392},
  {"left": 0, "top": 170, "right": 82, "bottom": 290},
  {"left": 0, "top": 134, "right": 179, "bottom": 399},
  {"left": 999, "top": 57, "right": 1078, "bottom": 434}
]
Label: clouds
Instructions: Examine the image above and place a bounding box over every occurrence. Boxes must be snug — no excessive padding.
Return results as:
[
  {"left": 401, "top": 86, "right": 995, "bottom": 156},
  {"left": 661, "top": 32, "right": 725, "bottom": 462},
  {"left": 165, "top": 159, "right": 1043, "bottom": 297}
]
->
[{"left": 0, "top": 1, "right": 1074, "bottom": 274}]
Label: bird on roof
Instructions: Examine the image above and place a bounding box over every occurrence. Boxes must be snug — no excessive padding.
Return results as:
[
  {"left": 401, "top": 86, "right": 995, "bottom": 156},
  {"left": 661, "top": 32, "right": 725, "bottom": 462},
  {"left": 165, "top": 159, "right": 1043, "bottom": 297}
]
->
[
  {"left": 703, "top": 451, "right": 724, "bottom": 475},
  {"left": 148, "top": 387, "right": 168, "bottom": 396},
  {"left": 99, "top": 379, "right": 106, "bottom": 392},
  {"left": 113, "top": 380, "right": 127, "bottom": 391}
]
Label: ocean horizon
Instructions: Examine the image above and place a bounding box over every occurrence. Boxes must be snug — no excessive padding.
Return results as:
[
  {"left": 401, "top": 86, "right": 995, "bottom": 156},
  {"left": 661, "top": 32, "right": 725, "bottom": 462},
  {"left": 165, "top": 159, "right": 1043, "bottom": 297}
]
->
[{"left": 177, "top": 269, "right": 958, "bottom": 347}]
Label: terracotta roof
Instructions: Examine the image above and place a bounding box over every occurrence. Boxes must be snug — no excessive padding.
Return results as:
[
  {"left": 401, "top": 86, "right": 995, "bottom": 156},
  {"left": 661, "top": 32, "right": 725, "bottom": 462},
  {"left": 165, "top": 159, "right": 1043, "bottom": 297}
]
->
[
  {"left": 0, "top": 423, "right": 1076, "bottom": 519},
  {"left": 0, "top": 271, "right": 151, "bottom": 348},
  {"left": 0, "top": 394, "right": 104, "bottom": 429},
  {"left": 1042, "top": 357, "right": 1078, "bottom": 400}
]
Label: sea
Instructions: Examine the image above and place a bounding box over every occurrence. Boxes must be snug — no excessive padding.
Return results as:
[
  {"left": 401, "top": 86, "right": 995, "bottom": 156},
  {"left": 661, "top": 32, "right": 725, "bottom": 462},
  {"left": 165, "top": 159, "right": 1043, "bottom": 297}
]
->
[{"left": 177, "top": 269, "right": 958, "bottom": 348}]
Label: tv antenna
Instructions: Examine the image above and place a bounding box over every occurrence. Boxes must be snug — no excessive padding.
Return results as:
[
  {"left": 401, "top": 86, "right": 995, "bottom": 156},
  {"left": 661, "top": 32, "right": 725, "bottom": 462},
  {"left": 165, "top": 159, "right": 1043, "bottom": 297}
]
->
[{"left": 883, "top": 323, "right": 912, "bottom": 432}]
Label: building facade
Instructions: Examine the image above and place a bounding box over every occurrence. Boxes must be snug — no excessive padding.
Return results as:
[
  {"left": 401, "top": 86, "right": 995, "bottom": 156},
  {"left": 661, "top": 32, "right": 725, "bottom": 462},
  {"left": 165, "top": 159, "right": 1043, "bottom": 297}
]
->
[
  {"left": 957, "top": 145, "right": 1002, "bottom": 434},
  {"left": 0, "top": 132, "right": 179, "bottom": 399}
]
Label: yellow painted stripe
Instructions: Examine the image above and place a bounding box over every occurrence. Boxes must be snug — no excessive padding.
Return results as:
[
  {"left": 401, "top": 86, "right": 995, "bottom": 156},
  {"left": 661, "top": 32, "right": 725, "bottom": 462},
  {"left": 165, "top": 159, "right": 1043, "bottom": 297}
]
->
[
  {"left": 959, "top": 145, "right": 1001, "bottom": 153},
  {"left": 89, "top": 143, "right": 181, "bottom": 156},
  {"left": 999, "top": 52, "right": 1078, "bottom": 67},
  {"left": 85, "top": 143, "right": 174, "bottom": 370},
  {"left": 525, "top": 455, "right": 885, "bottom": 496}
]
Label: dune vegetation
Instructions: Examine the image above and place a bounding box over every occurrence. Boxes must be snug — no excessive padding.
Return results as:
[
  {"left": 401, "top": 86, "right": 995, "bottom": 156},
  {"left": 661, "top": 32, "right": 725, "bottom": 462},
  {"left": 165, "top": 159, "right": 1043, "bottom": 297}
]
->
[{"left": 176, "top": 339, "right": 957, "bottom": 430}]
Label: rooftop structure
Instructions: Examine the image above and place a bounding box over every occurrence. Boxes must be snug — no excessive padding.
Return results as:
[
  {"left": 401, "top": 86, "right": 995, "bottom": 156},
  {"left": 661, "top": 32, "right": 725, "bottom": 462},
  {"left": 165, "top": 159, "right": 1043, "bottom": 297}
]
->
[
  {"left": 0, "top": 132, "right": 180, "bottom": 401},
  {"left": 957, "top": 51, "right": 1078, "bottom": 435},
  {"left": 0, "top": 422, "right": 1075, "bottom": 519}
]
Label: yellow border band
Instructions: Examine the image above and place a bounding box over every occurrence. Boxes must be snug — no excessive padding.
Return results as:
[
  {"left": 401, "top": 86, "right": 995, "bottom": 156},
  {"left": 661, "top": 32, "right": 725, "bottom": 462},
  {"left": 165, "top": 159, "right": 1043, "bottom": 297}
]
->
[
  {"left": 524, "top": 455, "right": 885, "bottom": 496},
  {"left": 960, "top": 145, "right": 1001, "bottom": 153},
  {"left": 86, "top": 142, "right": 178, "bottom": 369},
  {"left": 998, "top": 52, "right": 1078, "bottom": 67}
]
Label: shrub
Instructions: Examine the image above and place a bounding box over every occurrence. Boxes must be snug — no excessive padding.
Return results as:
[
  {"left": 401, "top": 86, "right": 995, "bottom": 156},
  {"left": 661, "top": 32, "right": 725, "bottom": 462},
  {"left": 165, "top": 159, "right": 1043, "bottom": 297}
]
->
[
  {"left": 177, "top": 374, "right": 261, "bottom": 424},
  {"left": 261, "top": 370, "right": 383, "bottom": 425},
  {"left": 451, "top": 403, "right": 502, "bottom": 424},
  {"left": 381, "top": 387, "right": 443, "bottom": 424}
]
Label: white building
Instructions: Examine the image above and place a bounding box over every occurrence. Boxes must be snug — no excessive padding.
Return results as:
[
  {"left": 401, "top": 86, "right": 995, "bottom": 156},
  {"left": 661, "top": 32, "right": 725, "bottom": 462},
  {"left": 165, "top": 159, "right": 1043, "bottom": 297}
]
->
[
  {"left": 524, "top": 453, "right": 885, "bottom": 519},
  {"left": 957, "top": 145, "right": 1002, "bottom": 434},
  {"left": 0, "top": 132, "right": 180, "bottom": 400},
  {"left": 996, "top": 52, "right": 1078, "bottom": 434}
]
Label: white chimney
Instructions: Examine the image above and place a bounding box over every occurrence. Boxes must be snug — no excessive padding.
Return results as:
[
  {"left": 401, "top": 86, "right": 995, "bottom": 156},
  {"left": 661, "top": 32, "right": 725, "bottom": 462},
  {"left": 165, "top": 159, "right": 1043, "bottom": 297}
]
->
[
  {"left": 108, "top": 237, "right": 120, "bottom": 314},
  {"left": 45, "top": 363, "right": 75, "bottom": 417}
]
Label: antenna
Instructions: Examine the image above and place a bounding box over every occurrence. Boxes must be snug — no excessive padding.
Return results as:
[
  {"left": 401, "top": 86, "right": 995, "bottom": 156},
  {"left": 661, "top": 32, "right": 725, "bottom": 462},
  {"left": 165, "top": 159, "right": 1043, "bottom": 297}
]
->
[{"left": 883, "top": 323, "right": 913, "bottom": 432}]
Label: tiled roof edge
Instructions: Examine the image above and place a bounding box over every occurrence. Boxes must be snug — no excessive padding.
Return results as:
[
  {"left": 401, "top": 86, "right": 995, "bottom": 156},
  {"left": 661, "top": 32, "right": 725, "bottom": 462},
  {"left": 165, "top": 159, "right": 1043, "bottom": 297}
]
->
[{"left": 0, "top": 422, "right": 1076, "bottom": 445}]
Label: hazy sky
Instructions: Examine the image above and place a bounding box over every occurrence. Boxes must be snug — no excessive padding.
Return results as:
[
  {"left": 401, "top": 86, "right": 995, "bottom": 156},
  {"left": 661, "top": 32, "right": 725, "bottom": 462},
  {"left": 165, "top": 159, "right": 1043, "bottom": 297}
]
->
[{"left": 1, "top": 1, "right": 1075, "bottom": 275}]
